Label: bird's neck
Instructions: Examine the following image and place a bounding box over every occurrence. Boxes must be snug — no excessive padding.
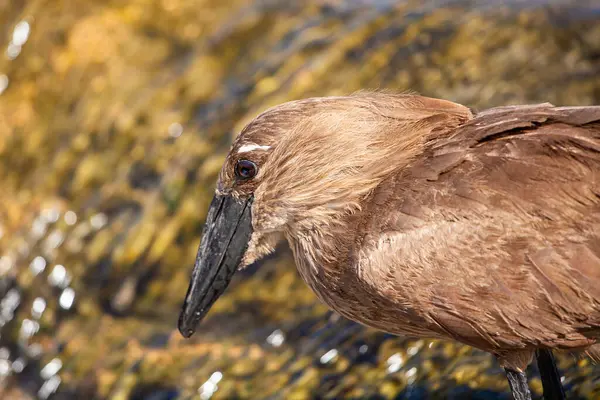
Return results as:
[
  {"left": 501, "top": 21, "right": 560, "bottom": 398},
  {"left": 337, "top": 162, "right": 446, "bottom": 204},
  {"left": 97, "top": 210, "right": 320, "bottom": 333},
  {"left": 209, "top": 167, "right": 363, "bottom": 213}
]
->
[
  {"left": 285, "top": 208, "right": 444, "bottom": 337},
  {"left": 285, "top": 211, "right": 365, "bottom": 312}
]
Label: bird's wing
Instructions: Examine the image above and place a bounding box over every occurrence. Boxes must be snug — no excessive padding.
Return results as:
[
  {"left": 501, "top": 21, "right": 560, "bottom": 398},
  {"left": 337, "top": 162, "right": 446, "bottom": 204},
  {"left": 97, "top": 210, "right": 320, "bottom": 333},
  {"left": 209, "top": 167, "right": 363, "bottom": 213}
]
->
[{"left": 360, "top": 103, "right": 600, "bottom": 352}]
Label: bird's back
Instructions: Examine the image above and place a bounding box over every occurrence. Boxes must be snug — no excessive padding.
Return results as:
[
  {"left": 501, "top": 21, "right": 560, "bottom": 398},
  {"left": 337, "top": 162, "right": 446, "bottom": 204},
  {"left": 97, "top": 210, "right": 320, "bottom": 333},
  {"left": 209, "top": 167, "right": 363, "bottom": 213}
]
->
[{"left": 354, "top": 103, "right": 600, "bottom": 356}]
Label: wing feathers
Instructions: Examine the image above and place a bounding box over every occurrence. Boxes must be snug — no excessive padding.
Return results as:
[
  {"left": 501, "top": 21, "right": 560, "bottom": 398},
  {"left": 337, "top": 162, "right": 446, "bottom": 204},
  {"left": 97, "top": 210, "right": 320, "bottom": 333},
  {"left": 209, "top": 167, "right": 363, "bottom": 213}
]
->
[{"left": 360, "top": 103, "right": 600, "bottom": 352}]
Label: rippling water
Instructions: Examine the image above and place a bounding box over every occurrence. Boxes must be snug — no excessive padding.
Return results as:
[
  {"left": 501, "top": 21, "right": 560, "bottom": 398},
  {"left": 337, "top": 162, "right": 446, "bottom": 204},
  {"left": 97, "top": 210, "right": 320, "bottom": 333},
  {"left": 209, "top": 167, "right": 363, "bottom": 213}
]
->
[{"left": 1, "top": 0, "right": 600, "bottom": 399}]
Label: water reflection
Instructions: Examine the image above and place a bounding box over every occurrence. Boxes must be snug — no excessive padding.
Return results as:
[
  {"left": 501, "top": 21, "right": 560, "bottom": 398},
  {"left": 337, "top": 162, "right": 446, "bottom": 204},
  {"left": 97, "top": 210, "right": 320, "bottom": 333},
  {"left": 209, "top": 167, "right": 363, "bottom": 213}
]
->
[
  {"left": 199, "top": 371, "right": 223, "bottom": 400},
  {"left": 0, "top": 255, "right": 15, "bottom": 276},
  {"left": 38, "top": 375, "right": 61, "bottom": 400},
  {"left": 44, "top": 230, "right": 65, "bottom": 252},
  {"left": 266, "top": 329, "right": 285, "bottom": 348},
  {"left": 20, "top": 319, "right": 40, "bottom": 340},
  {"left": 30, "top": 256, "right": 47, "bottom": 276},
  {"left": 48, "top": 265, "right": 70, "bottom": 288},
  {"left": 320, "top": 348, "right": 338, "bottom": 364},
  {"left": 387, "top": 353, "right": 404, "bottom": 374},
  {"left": 59, "top": 288, "right": 75, "bottom": 310},
  {"left": 90, "top": 213, "right": 108, "bottom": 230},
  {"left": 0, "top": 348, "right": 11, "bottom": 377},
  {"left": 64, "top": 211, "right": 77, "bottom": 226},
  {"left": 31, "top": 297, "right": 47, "bottom": 319},
  {"left": 1, "top": 289, "right": 20, "bottom": 323},
  {"left": 12, "top": 21, "right": 30, "bottom": 45},
  {"left": 31, "top": 217, "right": 49, "bottom": 240},
  {"left": 0, "top": 75, "right": 8, "bottom": 95},
  {"left": 12, "top": 358, "right": 26, "bottom": 374},
  {"left": 42, "top": 209, "right": 60, "bottom": 224},
  {"left": 168, "top": 122, "right": 184, "bottom": 138},
  {"left": 40, "top": 358, "right": 62, "bottom": 380},
  {"left": 6, "top": 44, "right": 21, "bottom": 60}
]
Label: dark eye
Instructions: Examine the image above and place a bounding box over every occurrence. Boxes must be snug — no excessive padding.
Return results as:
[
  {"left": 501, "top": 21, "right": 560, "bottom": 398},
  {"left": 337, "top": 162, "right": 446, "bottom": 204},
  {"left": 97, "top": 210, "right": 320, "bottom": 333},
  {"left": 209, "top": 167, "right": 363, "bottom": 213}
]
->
[{"left": 235, "top": 160, "right": 258, "bottom": 180}]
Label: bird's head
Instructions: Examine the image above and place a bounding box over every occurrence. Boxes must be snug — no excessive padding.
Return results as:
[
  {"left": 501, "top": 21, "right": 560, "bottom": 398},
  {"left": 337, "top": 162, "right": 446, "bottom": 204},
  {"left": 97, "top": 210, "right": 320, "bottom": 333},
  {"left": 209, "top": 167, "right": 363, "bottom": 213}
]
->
[{"left": 178, "top": 92, "right": 472, "bottom": 337}]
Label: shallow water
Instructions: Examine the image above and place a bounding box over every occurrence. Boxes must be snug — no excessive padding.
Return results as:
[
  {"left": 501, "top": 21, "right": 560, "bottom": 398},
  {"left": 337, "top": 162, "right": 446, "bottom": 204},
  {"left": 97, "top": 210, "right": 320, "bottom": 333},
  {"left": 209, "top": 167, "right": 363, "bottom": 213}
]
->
[{"left": 0, "top": 0, "right": 600, "bottom": 398}]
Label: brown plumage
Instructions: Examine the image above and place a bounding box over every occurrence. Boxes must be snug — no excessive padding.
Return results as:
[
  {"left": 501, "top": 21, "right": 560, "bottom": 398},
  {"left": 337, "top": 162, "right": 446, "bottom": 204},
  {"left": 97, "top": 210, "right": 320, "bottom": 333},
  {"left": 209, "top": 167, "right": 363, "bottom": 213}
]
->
[{"left": 179, "top": 92, "right": 600, "bottom": 398}]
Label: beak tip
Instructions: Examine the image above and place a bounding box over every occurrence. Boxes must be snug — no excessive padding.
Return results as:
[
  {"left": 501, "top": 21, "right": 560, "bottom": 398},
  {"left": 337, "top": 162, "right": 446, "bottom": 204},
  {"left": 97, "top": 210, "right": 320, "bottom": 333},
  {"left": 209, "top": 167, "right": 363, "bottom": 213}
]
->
[
  {"left": 177, "top": 313, "right": 197, "bottom": 339},
  {"left": 179, "top": 328, "right": 195, "bottom": 339}
]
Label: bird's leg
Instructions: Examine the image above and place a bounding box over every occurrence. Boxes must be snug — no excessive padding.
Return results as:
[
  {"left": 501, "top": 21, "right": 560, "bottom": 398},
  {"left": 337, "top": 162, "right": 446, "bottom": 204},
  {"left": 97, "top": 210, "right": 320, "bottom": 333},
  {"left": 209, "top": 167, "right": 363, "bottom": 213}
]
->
[
  {"left": 535, "top": 349, "right": 566, "bottom": 400},
  {"left": 504, "top": 368, "right": 532, "bottom": 400},
  {"left": 497, "top": 350, "right": 535, "bottom": 400}
]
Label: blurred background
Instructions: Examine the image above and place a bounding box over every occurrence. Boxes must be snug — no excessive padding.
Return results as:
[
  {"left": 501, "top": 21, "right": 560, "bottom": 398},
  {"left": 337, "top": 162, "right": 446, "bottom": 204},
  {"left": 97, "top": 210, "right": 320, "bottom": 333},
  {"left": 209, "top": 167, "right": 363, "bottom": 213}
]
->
[{"left": 1, "top": 0, "right": 600, "bottom": 399}]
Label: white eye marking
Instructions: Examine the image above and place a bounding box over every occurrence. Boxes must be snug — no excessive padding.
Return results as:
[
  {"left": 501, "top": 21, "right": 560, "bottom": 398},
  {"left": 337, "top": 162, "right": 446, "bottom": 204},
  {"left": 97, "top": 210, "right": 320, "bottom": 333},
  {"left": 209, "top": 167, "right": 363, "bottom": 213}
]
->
[{"left": 237, "top": 143, "right": 271, "bottom": 153}]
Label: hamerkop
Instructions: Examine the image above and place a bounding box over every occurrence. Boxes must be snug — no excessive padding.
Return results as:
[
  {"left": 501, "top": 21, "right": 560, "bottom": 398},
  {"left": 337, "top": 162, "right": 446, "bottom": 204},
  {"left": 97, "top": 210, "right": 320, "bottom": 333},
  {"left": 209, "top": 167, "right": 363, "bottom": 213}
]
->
[{"left": 178, "top": 92, "right": 600, "bottom": 399}]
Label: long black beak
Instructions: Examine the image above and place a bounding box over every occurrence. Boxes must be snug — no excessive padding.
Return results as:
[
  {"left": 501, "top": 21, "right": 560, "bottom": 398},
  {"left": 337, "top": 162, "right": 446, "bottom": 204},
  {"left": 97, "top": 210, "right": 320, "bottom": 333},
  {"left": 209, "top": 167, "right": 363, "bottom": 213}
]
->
[{"left": 178, "top": 194, "right": 253, "bottom": 338}]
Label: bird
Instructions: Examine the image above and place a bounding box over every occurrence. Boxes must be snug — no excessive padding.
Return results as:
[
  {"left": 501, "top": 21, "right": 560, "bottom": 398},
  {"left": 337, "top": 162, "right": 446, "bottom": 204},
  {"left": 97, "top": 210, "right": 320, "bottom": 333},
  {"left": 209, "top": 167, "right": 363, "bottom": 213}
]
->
[{"left": 178, "top": 92, "right": 600, "bottom": 400}]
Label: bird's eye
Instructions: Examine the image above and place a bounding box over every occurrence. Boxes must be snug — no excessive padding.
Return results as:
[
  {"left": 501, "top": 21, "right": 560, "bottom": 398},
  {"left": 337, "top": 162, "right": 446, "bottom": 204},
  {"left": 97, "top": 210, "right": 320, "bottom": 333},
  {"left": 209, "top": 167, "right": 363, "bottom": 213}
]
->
[{"left": 235, "top": 160, "right": 258, "bottom": 180}]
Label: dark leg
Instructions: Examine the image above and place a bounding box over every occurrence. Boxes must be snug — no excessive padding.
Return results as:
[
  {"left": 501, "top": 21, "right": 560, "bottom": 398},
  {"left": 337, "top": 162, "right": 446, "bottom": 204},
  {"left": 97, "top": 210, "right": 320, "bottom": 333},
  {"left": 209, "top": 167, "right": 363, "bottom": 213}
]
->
[
  {"left": 536, "top": 349, "right": 566, "bottom": 400},
  {"left": 505, "top": 368, "right": 532, "bottom": 400}
]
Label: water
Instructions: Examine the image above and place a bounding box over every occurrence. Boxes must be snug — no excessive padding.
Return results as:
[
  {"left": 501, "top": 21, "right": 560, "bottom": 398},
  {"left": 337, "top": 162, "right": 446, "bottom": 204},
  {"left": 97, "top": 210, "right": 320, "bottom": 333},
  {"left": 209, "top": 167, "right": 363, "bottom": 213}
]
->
[{"left": 0, "top": 0, "right": 599, "bottom": 398}]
